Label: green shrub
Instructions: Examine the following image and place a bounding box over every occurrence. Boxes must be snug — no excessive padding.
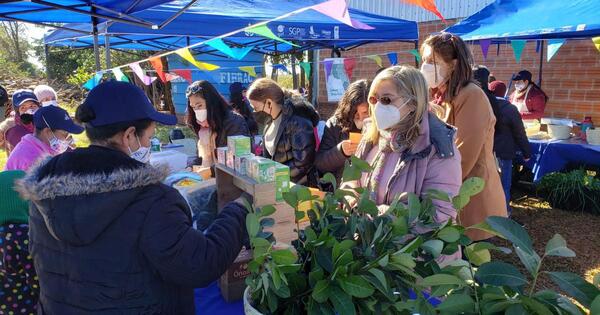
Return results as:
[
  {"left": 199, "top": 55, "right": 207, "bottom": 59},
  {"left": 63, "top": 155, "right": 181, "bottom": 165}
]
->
[{"left": 538, "top": 169, "right": 600, "bottom": 214}]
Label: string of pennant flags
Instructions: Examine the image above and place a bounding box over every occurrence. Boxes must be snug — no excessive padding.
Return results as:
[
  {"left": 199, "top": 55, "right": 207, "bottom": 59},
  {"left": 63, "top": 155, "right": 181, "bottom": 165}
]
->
[{"left": 84, "top": 49, "right": 424, "bottom": 88}]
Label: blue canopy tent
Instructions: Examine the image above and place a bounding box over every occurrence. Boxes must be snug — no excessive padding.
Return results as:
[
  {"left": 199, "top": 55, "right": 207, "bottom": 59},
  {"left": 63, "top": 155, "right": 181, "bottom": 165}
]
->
[
  {"left": 445, "top": 0, "right": 600, "bottom": 86},
  {"left": 43, "top": 0, "right": 418, "bottom": 55},
  {"left": 0, "top": 0, "right": 201, "bottom": 69}
]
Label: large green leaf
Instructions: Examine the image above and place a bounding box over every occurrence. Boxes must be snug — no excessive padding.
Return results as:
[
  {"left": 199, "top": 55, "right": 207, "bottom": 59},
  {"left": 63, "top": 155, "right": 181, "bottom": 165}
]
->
[
  {"left": 452, "top": 195, "right": 470, "bottom": 211},
  {"left": 460, "top": 177, "right": 485, "bottom": 197},
  {"left": 272, "top": 249, "right": 297, "bottom": 265},
  {"left": 421, "top": 239, "right": 444, "bottom": 258},
  {"left": 351, "top": 156, "right": 372, "bottom": 172},
  {"left": 282, "top": 191, "right": 298, "bottom": 208},
  {"left": 392, "top": 216, "right": 408, "bottom": 236},
  {"left": 438, "top": 227, "right": 460, "bottom": 243},
  {"left": 338, "top": 275, "right": 375, "bottom": 298},
  {"left": 591, "top": 296, "right": 600, "bottom": 315},
  {"left": 258, "top": 205, "right": 276, "bottom": 218},
  {"left": 548, "top": 272, "right": 600, "bottom": 308},
  {"left": 246, "top": 213, "right": 259, "bottom": 237},
  {"left": 475, "top": 261, "right": 528, "bottom": 288},
  {"left": 391, "top": 252, "right": 416, "bottom": 269},
  {"left": 515, "top": 246, "right": 541, "bottom": 276},
  {"left": 486, "top": 216, "right": 534, "bottom": 254},
  {"left": 505, "top": 303, "right": 527, "bottom": 315},
  {"left": 367, "top": 268, "right": 390, "bottom": 296},
  {"left": 329, "top": 286, "right": 356, "bottom": 315},
  {"left": 342, "top": 160, "right": 362, "bottom": 182},
  {"left": 357, "top": 190, "right": 378, "bottom": 216},
  {"left": 421, "top": 274, "right": 465, "bottom": 287},
  {"left": 316, "top": 247, "right": 334, "bottom": 273},
  {"left": 333, "top": 240, "right": 355, "bottom": 261},
  {"left": 465, "top": 244, "right": 491, "bottom": 266},
  {"left": 545, "top": 234, "right": 576, "bottom": 258},
  {"left": 436, "top": 294, "right": 475, "bottom": 313},
  {"left": 521, "top": 296, "right": 553, "bottom": 315},
  {"left": 311, "top": 279, "right": 330, "bottom": 303},
  {"left": 321, "top": 173, "right": 337, "bottom": 191},
  {"left": 295, "top": 185, "right": 312, "bottom": 202},
  {"left": 407, "top": 193, "right": 421, "bottom": 222}
]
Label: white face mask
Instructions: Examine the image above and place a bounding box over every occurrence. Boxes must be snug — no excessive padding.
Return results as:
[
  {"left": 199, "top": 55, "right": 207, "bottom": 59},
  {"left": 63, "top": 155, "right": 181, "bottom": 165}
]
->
[
  {"left": 515, "top": 82, "right": 527, "bottom": 91},
  {"left": 25, "top": 108, "right": 37, "bottom": 115},
  {"left": 194, "top": 109, "right": 207, "bottom": 122},
  {"left": 354, "top": 119, "right": 364, "bottom": 130},
  {"left": 48, "top": 133, "right": 72, "bottom": 154},
  {"left": 420, "top": 62, "right": 448, "bottom": 89},
  {"left": 374, "top": 99, "right": 410, "bottom": 131},
  {"left": 129, "top": 136, "right": 151, "bottom": 163},
  {"left": 42, "top": 100, "right": 58, "bottom": 107}
]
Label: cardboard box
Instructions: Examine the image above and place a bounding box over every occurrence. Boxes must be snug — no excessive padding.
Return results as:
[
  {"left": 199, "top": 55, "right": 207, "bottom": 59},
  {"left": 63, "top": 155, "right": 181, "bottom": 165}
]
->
[
  {"left": 274, "top": 163, "right": 290, "bottom": 202},
  {"left": 217, "top": 147, "right": 228, "bottom": 165},
  {"left": 226, "top": 150, "right": 235, "bottom": 169},
  {"left": 297, "top": 187, "right": 325, "bottom": 223},
  {"left": 235, "top": 154, "right": 253, "bottom": 176},
  {"left": 349, "top": 132, "right": 362, "bottom": 144},
  {"left": 227, "top": 135, "right": 251, "bottom": 156},
  {"left": 192, "top": 165, "right": 212, "bottom": 180},
  {"left": 219, "top": 248, "right": 253, "bottom": 302},
  {"left": 252, "top": 158, "right": 276, "bottom": 183}
]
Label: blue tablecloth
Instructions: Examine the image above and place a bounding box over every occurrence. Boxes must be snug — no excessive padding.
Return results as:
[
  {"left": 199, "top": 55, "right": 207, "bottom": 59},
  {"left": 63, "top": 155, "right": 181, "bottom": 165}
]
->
[
  {"left": 194, "top": 282, "right": 441, "bottom": 314},
  {"left": 527, "top": 139, "right": 600, "bottom": 182}
]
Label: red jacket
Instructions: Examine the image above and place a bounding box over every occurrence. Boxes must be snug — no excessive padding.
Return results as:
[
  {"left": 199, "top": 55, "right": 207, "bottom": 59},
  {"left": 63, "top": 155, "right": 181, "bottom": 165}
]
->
[{"left": 509, "top": 85, "right": 547, "bottom": 120}]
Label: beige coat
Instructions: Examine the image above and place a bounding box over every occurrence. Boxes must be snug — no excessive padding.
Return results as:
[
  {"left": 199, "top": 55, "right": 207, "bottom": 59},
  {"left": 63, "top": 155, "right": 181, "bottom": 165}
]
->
[{"left": 443, "top": 83, "right": 507, "bottom": 241}]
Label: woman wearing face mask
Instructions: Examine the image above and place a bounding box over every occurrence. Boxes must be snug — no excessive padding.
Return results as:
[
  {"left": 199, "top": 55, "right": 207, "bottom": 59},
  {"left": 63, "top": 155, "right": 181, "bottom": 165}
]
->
[
  {"left": 315, "top": 79, "right": 370, "bottom": 184},
  {"left": 5, "top": 106, "right": 83, "bottom": 171},
  {"left": 247, "top": 78, "right": 317, "bottom": 186},
  {"left": 344, "top": 66, "right": 461, "bottom": 245},
  {"left": 16, "top": 81, "right": 250, "bottom": 314},
  {"left": 420, "top": 32, "right": 506, "bottom": 241},
  {"left": 509, "top": 70, "right": 548, "bottom": 120},
  {"left": 185, "top": 80, "right": 250, "bottom": 168},
  {"left": 3, "top": 90, "right": 40, "bottom": 154}
]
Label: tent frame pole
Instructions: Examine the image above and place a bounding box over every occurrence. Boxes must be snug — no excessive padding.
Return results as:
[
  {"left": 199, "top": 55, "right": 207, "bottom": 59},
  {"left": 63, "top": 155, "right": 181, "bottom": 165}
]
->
[
  {"left": 105, "top": 35, "right": 112, "bottom": 69},
  {"left": 311, "top": 50, "right": 320, "bottom": 107},
  {"left": 538, "top": 40, "right": 544, "bottom": 87},
  {"left": 91, "top": 8, "right": 101, "bottom": 71}
]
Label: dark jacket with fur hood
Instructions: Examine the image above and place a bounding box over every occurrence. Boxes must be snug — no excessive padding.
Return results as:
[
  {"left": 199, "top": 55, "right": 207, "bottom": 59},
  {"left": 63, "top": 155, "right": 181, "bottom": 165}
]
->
[
  {"left": 262, "top": 96, "right": 317, "bottom": 185},
  {"left": 16, "top": 145, "right": 247, "bottom": 315}
]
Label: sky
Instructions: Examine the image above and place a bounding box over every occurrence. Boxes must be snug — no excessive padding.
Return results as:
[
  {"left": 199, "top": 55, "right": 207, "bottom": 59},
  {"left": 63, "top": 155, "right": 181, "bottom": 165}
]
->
[{"left": 24, "top": 24, "right": 50, "bottom": 69}]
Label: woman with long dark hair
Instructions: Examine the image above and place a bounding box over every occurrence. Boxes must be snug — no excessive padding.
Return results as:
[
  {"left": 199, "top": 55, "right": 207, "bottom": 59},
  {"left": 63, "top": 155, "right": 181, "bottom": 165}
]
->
[
  {"left": 229, "top": 82, "right": 258, "bottom": 136},
  {"left": 185, "top": 80, "right": 249, "bottom": 167},
  {"left": 420, "top": 32, "right": 506, "bottom": 241},
  {"left": 315, "top": 79, "right": 370, "bottom": 183}
]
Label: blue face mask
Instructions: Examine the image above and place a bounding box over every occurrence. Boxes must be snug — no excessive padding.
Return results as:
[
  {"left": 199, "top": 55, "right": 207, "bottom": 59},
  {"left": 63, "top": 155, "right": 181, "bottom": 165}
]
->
[{"left": 129, "top": 136, "right": 151, "bottom": 163}]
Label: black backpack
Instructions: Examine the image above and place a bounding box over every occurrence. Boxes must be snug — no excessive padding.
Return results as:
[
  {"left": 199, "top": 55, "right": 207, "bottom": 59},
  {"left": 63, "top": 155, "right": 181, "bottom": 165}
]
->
[{"left": 0, "top": 85, "right": 7, "bottom": 107}]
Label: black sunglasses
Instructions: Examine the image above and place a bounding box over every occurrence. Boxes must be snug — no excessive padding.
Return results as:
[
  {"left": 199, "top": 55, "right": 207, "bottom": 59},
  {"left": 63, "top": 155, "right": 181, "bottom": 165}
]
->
[{"left": 368, "top": 95, "right": 399, "bottom": 106}]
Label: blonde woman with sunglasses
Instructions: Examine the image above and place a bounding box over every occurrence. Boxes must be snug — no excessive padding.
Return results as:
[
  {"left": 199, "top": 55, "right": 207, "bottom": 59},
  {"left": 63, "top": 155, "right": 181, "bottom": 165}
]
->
[{"left": 345, "top": 66, "right": 462, "bottom": 253}]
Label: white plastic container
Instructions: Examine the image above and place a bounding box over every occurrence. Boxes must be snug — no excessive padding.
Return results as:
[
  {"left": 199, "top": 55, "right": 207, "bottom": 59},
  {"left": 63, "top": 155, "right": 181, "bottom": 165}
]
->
[
  {"left": 587, "top": 128, "right": 600, "bottom": 145},
  {"left": 149, "top": 150, "right": 188, "bottom": 172},
  {"left": 547, "top": 124, "right": 571, "bottom": 140}
]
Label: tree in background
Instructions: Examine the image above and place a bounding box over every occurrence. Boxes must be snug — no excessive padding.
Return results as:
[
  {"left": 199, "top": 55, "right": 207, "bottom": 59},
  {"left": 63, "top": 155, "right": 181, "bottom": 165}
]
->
[{"left": 0, "top": 21, "right": 40, "bottom": 78}]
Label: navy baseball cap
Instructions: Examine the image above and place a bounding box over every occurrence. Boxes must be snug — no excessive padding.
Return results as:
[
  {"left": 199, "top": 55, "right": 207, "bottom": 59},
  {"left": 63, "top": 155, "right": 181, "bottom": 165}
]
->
[
  {"left": 82, "top": 81, "right": 177, "bottom": 127},
  {"left": 12, "top": 89, "right": 39, "bottom": 108},
  {"left": 34, "top": 105, "right": 84, "bottom": 134},
  {"left": 513, "top": 70, "right": 532, "bottom": 82}
]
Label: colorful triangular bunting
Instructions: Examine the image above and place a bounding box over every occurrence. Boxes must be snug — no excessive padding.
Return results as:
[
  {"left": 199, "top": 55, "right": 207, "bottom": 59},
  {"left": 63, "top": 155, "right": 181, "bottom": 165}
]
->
[
  {"left": 387, "top": 53, "right": 398, "bottom": 66},
  {"left": 149, "top": 57, "right": 167, "bottom": 83},
  {"left": 83, "top": 72, "right": 103, "bottom": 90},
  {"left": 592, "top": 37, "right": 600, "bottom": 53},
  {"left": 173, "top": 69, "right": 192, "bottom": 83},
  {"left": 408, "top": 49, "right": 421, "bottom": 62},
  {"left": 175, "top": 48, "right": 220, "bottom": 71},
  {"left": 311, "top": 0, "right": 373, "bottom": 30},
  {"left": 480, "top": 39, "right": 491, "bottom": 60},
  {"left": 129, "top": 62, "right": 157, "bottom": 85},
  {"left": 323, "top": 60, "right": 334, "bottom": 77},
  {"left": 206, "top": 38, "right": 253, "bottom": 60},
  {"left": 511, "top": 40, "right": 527, "bottom": 63},
  {"left": 239, "top": 66, "right": 257, "bottom": 77},
  {"left": 367, "top": 55, "right": 383, "bottom": 68},
  {"left": 547, "top": 39, "right": 565, "bottom": 62},
  {"left": 273, "top": 64, "right": 289, "bottom": 73},
  {"left": 111, "top": 67, "right": 129, "bottom": 82},
  {"left": 246, "top": 25, "right": 299, "bottom": 47},
  {"left": 299, "top": 62, "right": 311, "bottom": 80},
  {"left": 402, "top": 0, "right": 445, "bottom": 21},
  {"left": 343, "top": 58, "right": 356, "bottom": 79}
]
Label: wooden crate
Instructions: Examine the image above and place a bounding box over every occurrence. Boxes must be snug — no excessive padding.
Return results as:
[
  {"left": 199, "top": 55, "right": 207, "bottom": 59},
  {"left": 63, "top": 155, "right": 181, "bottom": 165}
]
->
[{"left": 215, "top": 164, "right": 303, "bottom": 245}]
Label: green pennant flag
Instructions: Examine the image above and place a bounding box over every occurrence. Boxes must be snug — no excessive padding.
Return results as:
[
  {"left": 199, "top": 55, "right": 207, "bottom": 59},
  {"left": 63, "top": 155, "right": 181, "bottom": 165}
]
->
[
  {"left": 246, "top": 25, "right": 299, "bottom": 47},
  {"left": 299, "top": 62, "right": 311, "bottom": 79},
  {"left": 511, "top": 40, "right": 527, "bottom": 63},
  {"left": 112, "top": 67, "right": 129, "bottom": 82},
  {"left": 408, "top": 49, "right": 421, "bottom": 62}
]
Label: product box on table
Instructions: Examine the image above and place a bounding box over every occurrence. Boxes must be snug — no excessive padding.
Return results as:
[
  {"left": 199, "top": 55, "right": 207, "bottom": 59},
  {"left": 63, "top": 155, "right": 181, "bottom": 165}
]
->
[
  {"left": 226, "top": 150, "right": 235, "bottom": 169},
  {"left": 216, "top": 147, "right": 228, "bottom": 165},
  {"left": 219, "top": 248, "right": 252, "bottom": 302},
  {"left": 251, "top": 157, "right": 276, "bottom": 183},
  {"left": 234, "top": 154, "right": 254, "bottom": 176},
  {"left": 274, "top": 163, "right": 290, "bottom": 202},
  {"left": 227, "top": 135, "right": 251, "bottom": 156}
]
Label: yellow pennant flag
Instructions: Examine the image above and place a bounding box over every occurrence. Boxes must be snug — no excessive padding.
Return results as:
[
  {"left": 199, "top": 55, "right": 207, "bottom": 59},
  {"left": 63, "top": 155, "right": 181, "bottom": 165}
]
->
[
  {"left": 367, "top": 55, "right": 383, "bottom": 68},
  {"left": 175, "top": 48, "right": 220, "bottom": 71},
  {"left": 239, "top": 66, "right": 257, "bottom": 77},
  {"left": 593, "top": 37, "right": 600, "bottom": 53}
]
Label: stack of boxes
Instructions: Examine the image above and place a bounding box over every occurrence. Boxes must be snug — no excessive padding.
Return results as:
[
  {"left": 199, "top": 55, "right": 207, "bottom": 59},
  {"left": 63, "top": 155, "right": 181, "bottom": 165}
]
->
[{"left": 217, "top": 135, "right": 290, "bottom": 202}]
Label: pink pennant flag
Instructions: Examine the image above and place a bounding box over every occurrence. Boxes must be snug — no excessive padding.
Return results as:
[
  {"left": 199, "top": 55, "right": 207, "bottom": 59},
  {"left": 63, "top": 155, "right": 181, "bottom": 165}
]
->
[
  {"left": 129, "top": 62, "right": 156, "bottom": 85},
  {"left": 311, "top": 0, "right": 373, "bottom": 30},
  {"left": 480, "top": 39, "right": 492, "bottom": 60},
  {"left": 165, "top": 72, "right": 181, "bottom": 82}
]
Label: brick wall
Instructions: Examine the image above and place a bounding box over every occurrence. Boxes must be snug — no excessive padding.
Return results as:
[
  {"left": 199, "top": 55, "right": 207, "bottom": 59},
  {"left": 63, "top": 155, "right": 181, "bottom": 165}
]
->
[{"left": 317, "top": 20, "right": 600, "bottom": 124}]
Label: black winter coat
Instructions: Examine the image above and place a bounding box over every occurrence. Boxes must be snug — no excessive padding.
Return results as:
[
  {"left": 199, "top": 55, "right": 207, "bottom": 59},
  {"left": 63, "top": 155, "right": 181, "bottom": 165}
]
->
[
  {"left": 262, "top": 98, "right": 316, "bottom": 185},
  {"left": 314, "top": 116, "right": 360, "bottom": 183},
  {"left": 215, "top": 109, "right": 251, "bottom": 147},
  {"left": 494, "top": 97, "right": 532, "bottom": 160},
  {"left": 17, "top": 145, "right": 247, "bottom": 315}
]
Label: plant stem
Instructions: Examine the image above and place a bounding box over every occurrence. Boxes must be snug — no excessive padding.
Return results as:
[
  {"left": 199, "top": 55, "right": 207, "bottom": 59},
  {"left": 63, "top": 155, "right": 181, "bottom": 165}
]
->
[
  {"left": 468, "top": 264, "right": 482, "bottom": 315},
  {"left": 528, "top": 255, "right": 545, "bottom": 297}
]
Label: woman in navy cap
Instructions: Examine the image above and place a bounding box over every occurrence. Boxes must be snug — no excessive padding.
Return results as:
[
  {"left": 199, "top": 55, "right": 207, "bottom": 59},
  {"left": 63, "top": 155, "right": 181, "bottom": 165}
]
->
[
  {"left": 16, "top": 81, "right": 249, "bottom": 314},
  {"left": 2, "top": 90, "right": 40, "bottom": 153},
  {"left": 509, "top": 70, "right": 548, "bottom": 120},
  {"left": 5, "top": 106, "right": 84, "bottom": 171}
]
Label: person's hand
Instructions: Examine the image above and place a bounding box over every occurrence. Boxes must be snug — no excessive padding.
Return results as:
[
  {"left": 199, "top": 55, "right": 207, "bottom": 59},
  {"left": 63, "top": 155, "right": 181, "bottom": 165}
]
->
[
  {"left": 340, "top": 140, "right": 358, "bottom": 156},
  {"left": 234, "top": 192, "right": 254, "bottom": 209}
]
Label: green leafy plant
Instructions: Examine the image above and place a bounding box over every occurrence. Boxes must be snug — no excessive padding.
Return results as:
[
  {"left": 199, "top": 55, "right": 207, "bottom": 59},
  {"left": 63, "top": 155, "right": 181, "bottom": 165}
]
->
[
  {"left": 244, "top": 158, "right": 600, "bottom": 314},
  {"left": 538, "top": 169, "right": 600, "bottom": 214}
]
